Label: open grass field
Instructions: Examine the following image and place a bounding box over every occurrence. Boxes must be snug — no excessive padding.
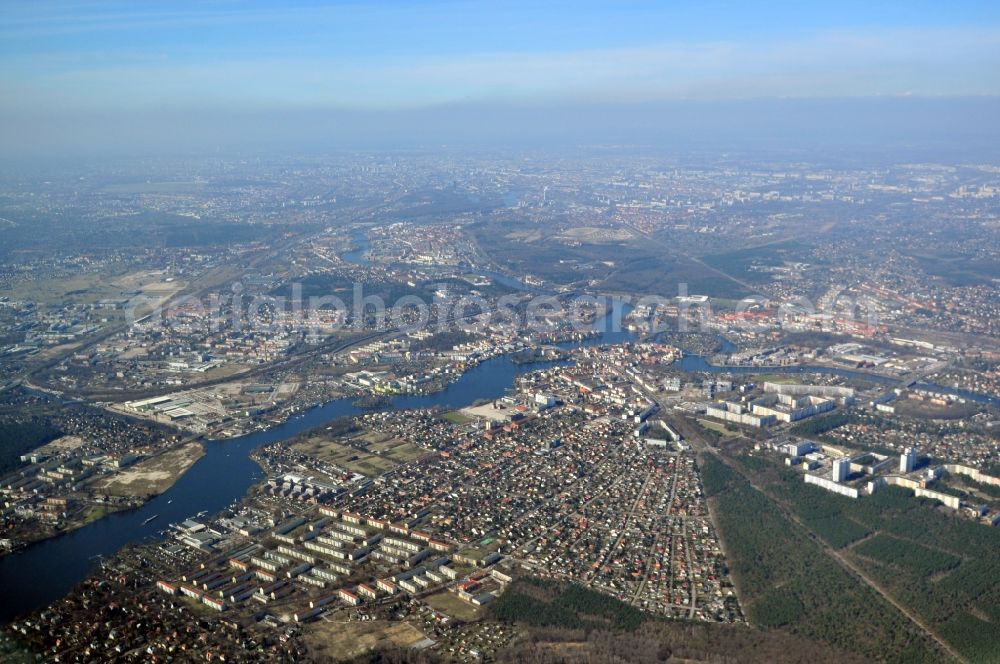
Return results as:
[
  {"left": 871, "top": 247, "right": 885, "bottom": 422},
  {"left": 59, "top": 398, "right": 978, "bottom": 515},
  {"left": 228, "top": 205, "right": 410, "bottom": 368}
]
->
[
  {"left": 293, "top": 438, "right": 395, "bottom": 475},
  {"left": 697, "top": 418, "right": 740, "bottom": 439},
  {"left": 440, "top": 410, "right": 475, "bottom": 425},
  {"left": 424, "top": 590, "right": 484, "bottom": 621},
  {"left": 460, "top": 403, "right": 508, "bottom": 422},
  {"left": 97, "top": 442, "right": 204, "bottom": 497},
  {"left": 1, "top": 268, "right": 184, "bottom": 307},
  {"left": 369, "top": 438, "right": 425, "bottom": 463},
  {"left": 302, "top": 620, "right": 429, "bottom": 661},
  {"left": 292, "top": 436, "right": 422, "bottom": 476},
  {"left": 892, "top": 399, "right": 983, "bottom": 421},
  {"left": 1, "top": 273, "right": 123, "bottom": 305},
  {"left": 38, "top": 435, "right": 86, "bottom": 453},
  {"left": 78, "top": 504, "right": 112, "bottom": 526}
]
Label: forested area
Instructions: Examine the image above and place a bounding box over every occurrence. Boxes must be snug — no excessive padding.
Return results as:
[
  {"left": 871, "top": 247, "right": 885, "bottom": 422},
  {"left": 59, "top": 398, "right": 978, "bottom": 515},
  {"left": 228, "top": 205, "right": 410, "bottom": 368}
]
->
[
  {"left": 745, "top": 456, "right": 1000, "bottom": 663},
  {"left": 490, "top": 575, "right": 870, "bottom": 664},
  {"left": 410, "top": 331, "right": 475, "bottom": 352},
  {"left": 0, "top": 421, "right": 61, "bottom": 473},
  {"left": 701, "top": 456, "right": 948, "bottom": 663},
  {"left": 802, "top": 515, "right": 870, "bottom": 548},
  {"left": 495, "top": 621, "right": 871, "bottom": 664},
  {"left": 489, "top": 577, "right": 646, "bottom": 632},
  {"left": 854, "top": 534, "right": 960, "bottom": 577}
]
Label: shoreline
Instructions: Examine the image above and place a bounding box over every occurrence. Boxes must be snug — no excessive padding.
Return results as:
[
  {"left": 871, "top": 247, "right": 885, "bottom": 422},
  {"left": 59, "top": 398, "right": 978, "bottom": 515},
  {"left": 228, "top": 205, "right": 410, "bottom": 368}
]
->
[
  {"left": 6, "top": 343, "right": 992, "bottom": 559},
  {"left": 0, "top": 440, "right": 205, "bottom": 559}
]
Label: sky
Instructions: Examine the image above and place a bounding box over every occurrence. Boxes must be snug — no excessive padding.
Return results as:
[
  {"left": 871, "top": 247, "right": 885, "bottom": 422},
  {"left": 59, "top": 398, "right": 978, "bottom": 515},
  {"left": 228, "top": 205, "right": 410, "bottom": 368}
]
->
[{"left": 2, "top": 1, "right": 1000, "bottom": 157}]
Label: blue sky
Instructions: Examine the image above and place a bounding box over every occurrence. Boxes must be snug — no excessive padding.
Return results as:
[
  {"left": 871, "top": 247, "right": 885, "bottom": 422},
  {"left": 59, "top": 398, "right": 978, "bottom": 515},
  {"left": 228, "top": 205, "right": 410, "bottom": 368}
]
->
[{"left": 2, "top": 1, "right": 999, "bottom": 112}]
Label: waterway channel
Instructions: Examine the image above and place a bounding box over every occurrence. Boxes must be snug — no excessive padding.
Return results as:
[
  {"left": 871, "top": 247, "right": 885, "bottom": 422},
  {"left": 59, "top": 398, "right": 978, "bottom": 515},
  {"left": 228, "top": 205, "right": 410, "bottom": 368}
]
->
[
  {"left": 1, "top": 262, "right": 995, "bottom": 621},
  {"left": 0, "top": 301, "right": 634, "bottom": 623}
]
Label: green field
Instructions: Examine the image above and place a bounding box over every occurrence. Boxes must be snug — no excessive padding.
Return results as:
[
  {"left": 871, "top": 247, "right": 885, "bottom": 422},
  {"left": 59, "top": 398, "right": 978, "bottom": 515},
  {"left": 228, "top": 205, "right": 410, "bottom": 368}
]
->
[
  {"left": 78, "top": 505, "right": 112, "bottom": 526},
  {"left": 424, "top": 590, "right": 483, "bottom": 622},
  {"left": 293, "top": 436, "right": 423, "bottom": 476},
  {"left": 697, "top": 418, "right": 740, "bottom": 439},
  {"left": 440, "top": 410, "right": 474, "bottom": 425}
]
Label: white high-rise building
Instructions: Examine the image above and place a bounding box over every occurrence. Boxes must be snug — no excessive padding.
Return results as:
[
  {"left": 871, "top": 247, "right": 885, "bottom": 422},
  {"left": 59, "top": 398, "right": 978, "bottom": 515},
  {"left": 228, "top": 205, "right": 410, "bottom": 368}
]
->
[
  {"left": 832, "top": 458, "right": 851, "bottom": 483},
  {"left": 900, "top": 447, "right": 918, "bottom": 473}
]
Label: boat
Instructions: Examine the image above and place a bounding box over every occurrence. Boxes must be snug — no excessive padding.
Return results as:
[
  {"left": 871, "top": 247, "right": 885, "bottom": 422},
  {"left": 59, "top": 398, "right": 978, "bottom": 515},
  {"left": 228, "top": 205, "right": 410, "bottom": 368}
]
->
[
  {"left": 142, "top": 515, "right": 159, "bottom": 525},
  {"left": 166, "top": 499, "right": 173, "bottom": 504}
]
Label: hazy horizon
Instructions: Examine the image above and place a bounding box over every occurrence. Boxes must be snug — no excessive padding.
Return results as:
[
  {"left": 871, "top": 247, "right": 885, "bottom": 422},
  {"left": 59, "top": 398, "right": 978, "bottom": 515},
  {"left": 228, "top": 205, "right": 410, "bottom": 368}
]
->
[
  {"left": 2, "top": 1, "right": 999, "bottom": 160},
  {"left": 3, "top": 97, "right": 1000, "bottom": 163}
]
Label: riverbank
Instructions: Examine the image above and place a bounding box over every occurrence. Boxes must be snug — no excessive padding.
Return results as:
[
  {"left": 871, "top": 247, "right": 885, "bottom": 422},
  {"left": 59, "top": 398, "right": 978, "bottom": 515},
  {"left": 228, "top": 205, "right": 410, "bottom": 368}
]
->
[
  {"left": 0, "top": 301, "right": 637, "bottom": 623},
  {"left": 0, "top": 441, "right": 206, "bottom": 559},
  {"left": 96, "top": 441, "right": 205, "bottom": 499},
  {"left": 0, "top": 500, "right": 138, "bottom": 559}
]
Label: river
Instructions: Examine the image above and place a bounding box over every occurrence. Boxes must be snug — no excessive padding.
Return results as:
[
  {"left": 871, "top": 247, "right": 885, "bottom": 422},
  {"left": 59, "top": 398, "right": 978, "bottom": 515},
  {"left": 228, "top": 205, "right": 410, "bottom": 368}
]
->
[
  {"left": 0, "top": 301, "right": 634, "bottom": 623},
  {"left": 1, "top": 275, "right": 994, "bottom": 621},
  {"left": 340, "top": 228, "right": 370, "bottom": 265}
]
